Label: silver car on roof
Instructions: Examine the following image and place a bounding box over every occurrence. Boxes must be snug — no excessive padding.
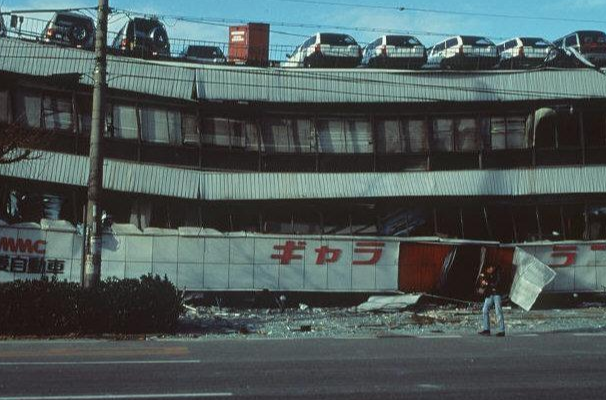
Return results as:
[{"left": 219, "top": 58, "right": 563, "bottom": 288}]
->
[
  {"left": 426, "top": 35, "right": 498, "bottom": 70},
  {"left": 361, "top": 35, "right": 426, "bottom": 69}
]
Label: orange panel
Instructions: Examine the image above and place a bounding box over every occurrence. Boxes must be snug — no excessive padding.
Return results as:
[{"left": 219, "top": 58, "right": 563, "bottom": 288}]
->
[{"left": 398, "top": 243, "right": 454, "bottom": 292}]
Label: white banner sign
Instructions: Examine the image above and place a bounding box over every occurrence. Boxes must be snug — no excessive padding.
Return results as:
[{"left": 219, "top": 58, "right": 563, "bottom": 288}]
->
[{"left": 0, "top": 222, "right": 399, "bottom": 292}]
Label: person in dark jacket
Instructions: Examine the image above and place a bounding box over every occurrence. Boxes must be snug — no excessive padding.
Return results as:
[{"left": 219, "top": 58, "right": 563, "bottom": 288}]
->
[{"left": 477, "top": 264, "right": 505, "bottom": 337}]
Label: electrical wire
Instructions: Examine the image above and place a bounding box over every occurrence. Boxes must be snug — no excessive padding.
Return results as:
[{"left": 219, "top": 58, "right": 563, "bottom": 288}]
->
[{"left": 262, "top": 0, "right": 606, "bottom": 24}]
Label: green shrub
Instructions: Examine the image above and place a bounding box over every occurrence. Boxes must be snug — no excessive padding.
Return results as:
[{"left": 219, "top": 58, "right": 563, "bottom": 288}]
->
[{"left": 0, "top": 274, "right": 184, "bottom": 336}]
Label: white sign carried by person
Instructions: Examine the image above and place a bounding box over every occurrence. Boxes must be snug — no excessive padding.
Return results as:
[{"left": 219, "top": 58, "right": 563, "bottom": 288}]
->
[{"left": 509, "top": 247, "right": 557, "bottom": 311}]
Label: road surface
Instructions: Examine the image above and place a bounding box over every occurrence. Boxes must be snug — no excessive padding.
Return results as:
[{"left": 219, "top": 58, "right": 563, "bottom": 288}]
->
[{"left": 0, "top": 332, "right": 605, "bottom": 399}]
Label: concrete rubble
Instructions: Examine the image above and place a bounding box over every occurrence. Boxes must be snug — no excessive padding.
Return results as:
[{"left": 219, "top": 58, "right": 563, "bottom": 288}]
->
[{"left": 176, "top": 297, "right": 606, "bottom": 340}]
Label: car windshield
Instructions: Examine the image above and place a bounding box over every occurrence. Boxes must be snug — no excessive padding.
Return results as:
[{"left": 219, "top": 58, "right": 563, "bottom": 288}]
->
[
  {"left": 579, "top": 31, "right": 606, "bottom": 45},
  {"left": 133, "top": 18, "right": 162, "bottom": 34},
  {"left": 320, "top": 33, "right": 357, "bottom": 46},
  {"left": 386, "top": 36, "right": 421, "bottom": 47},
  {"left": 520, "top": 38, "right": 550, "bottom": 48},
  {"left": 188, "top": 46, "right": 223, "bottom": 58},
  {"left": 55, "top": 13, "right": 91, "bottom": 27},
  {"left": 461, "top": 36, "right": 493, "bottom": 47}
]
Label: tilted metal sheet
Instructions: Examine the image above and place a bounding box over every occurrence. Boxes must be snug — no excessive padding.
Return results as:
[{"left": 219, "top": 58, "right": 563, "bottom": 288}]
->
[
  {"left": 0, "top": 38, "right": 94, "bottom": 80},
  {"left": 196, "top": 67, "right": 606, "bottom": 104},
  {"left": 5, "top": 151, "right": 606, "bottom": 200},
  {"left": 0, "top": 38, "right": 196, "bottom": 100}
]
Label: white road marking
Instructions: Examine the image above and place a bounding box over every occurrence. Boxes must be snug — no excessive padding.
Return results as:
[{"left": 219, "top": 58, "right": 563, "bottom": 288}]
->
[
  {"left": 573, "top": 333, "right": 606, "bottom": 337},
  {"left": 417, "top": 384, "right": 443, "bottom": 390},
  {"left": 0, "top": 394, "right": 232, "bottom": 400},
  {"left": 0, "top": 360, "right": 201, "bottom": 366},
  {"left": 517, "top": 334, "right": 539, "bottom": 337},
  {"left": 418, "top": 335, "right": 462, "bottom": 339}
]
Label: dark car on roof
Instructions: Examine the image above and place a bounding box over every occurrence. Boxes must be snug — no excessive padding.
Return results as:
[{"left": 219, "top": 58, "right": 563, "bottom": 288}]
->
[
  {"left": 181, "top": 45, "right": 227, "bottom": 64},
  {"left": 41, "top": 12, "right": 95, "bottom": 50},
  {"left": 553, "top": 30, "right": 606, "bottom": 67},
  {"left": 111, "top": 17, "right": 170, "bottom": 58}
]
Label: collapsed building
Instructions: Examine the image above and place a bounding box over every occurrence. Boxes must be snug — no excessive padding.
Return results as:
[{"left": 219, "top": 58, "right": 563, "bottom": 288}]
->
[{"left": 0, "top": 37, "right": 605, "bottom": 296}]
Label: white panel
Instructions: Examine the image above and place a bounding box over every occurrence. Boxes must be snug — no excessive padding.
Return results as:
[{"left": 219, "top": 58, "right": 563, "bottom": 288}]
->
[
  {"left": 178, "top": 237, "right": 205, "bottom": 263},
  {"left": 167, "top": 110, "right": 182, "bottom": 145},
  {"left": 279, "top": 263, "right": 304, "bottom": 290},
  {"left": 262, "top": 118, "right": 292, "bottom": 153},
  {"left": 230, "top": 238, "right": 255, "bottom": 264},
  {"left": 103, "top": 261, "right": 126, "bottom": 279},
  {"left": 44, "top": 231, "right": 73, "bottom": 259},
  {"left": 352, "top": 265, "right": 375, "bottom": 290},
  {"left": 205, "top": 238, "right": 231, "bottom": 264},
  {"left": 254, "top": 238, "right": 281, "bottom": 264},
  {"left": 432, "top": 118, "right": 453, "bottom": 152},
  {"left": 551, "top": 267, "right": 574, "bottom": 292},
  {"left": 304, "top": 239, "right": 328, "bottom": 290},
  {"left": 327, "top": 239, "right": 353, "bottom": 290},
  {"left": 153, "top": 236, "right": 179, "bottom": 263},
  {"left": 574, "top": 267, "right": 598, "bottom": 291},
  {"left": 293, "top": 119, "right": 314, "bottom": 153},
  {"left": 202, "top": 118, "right": 230, "bottom": 147},
  {"left": 153, "top": 263, "right": 178, "bottom": 284},
  {"left": 229, "top": 264, "right": 254, "bottom": 289},
  {"left": 375, "top": 242, "right": 400, "bottom": 290},
  {"left": 72, "top": 235, "right": 84, "bottom": 265},
  {"left": 126, "top": 236, "right": 153, "bottom": 263},
  {"left": 244, "top": 121, "right": 260, "bottom": 151},
  {"left": 597, "top": 266, "right": 606, "bottom": 292},
  {"left": 254, "top": 264, "right": 279, "bottom": 289},
  {"left": 125, "top": 262, "right": 153, "bottom": 279},
  {"left": 177, "top": 263, "right": 204, "bottom": 289},
  {"left": 43, "top": 96, "right": 73, "bottom": 131},
  {"left": 345, "top": 119, "right": 372, "bottom": 154},
  {"left": 204, "top": 263, "right": 229, "bottom": 289},
  {"left": 455, "top": 118, "right": 479, "bottom": 152}
]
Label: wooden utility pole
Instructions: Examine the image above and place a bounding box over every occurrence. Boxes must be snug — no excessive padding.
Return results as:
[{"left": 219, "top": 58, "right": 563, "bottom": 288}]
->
[{"left": 82, "top": 0, "right": 109, "bottom": 288}]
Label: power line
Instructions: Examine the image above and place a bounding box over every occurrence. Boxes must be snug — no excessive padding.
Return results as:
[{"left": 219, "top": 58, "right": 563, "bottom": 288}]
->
[
  {"left": 113, "top": 7, "right": 506, "bottom": 40},
  {"left": 263, "top": 0, "right": 606, "bottom": 24}
]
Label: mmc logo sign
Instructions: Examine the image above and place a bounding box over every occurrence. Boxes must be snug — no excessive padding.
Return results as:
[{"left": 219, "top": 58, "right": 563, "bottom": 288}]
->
[{"left": 0, "top": 236, "right": 47, "bottom": 255}]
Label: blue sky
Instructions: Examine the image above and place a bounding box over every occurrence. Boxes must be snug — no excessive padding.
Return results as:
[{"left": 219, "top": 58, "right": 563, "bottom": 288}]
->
[{"left": 3, "top": 0, "right": 606, "bottom": 48}]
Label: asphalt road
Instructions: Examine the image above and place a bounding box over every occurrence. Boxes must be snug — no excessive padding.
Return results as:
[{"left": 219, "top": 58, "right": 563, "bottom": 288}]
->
[{"left": 0, "top": 333, "right": 605, "bottom": 399}]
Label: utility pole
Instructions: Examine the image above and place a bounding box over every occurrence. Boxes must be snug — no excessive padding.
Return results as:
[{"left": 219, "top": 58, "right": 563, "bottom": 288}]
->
[{"left": 82, "top": 0, "right": 109, "bottom": 288}]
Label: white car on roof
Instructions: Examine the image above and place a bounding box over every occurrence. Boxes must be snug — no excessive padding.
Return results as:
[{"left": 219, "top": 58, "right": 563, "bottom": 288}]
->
[
  {"left": 426, "top": 35, "right": 498, "bottom": 70},
  {"left": 282, "top": 32, "right": 362, "bottom": 68},
  {"left": 497, "top": 37, "right": 552, "bottom": 69},
  {"left": 361, "top": 35, "right": 427, "bottom": 69}
]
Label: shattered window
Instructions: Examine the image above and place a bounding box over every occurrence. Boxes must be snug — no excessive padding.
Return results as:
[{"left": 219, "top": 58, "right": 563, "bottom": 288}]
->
[
  {"left": 344, "top": 119, "right": 373, "bottom": 154},
  {"left": 42, "top": 95, "right": 73, "bottom": 131},
  {"left": 262, "top": 118, "right": 293, "bottom": 153},
  {"left": 375, "top": 119, "right": 403, "bottom": 153},
  {"left": 292, "top": 118, "right": 315, "bottom": 153},
  {"left": 0, "top": 91, "right": 10, "bottom": 123},
  {"left": 490, "top": 116, "right": 527, "bottom": 150},
  {"left": 111, "top": 104, "right": 138, "bottom": 140},
  {"left": 14, "top": 90, "right": 42, "bottom": 128},
  {"left": 201, "top": 118, "right": 230, "bottom": 147},
  {"left": 139, "top": 107, "right": 182, "bottom": 145},
  {"left": 455, "top": 118, "right": 481, "bottom": 152},
  {"left": 431, "top": 119, "right": 454, "bottom": 152},
  {"left": 486, "top": 205, "right": 515, "bottom": 243},
  {"left": 512, "top": 206, "right": 540, "bottom": 242},
  {"left": 588, "top": 206, "right": 606, "bottom": 240},
  {"left": 584, "top": 111, "right": 606, "bottom": 147},
  {"left": 538, "top": 205, "right": 564, "bottom": 241},
  {"left": 562, "top": 204, "right": 585, "bottom": 240},
  {"left": 317, "top": 119, "right": 346, "bottom": 153},
  {"left": 407, "top": 119, "right": 429, "bottom": 152},
  {"left": 182, "top": 112, "right": 199, "bottom": 145}
]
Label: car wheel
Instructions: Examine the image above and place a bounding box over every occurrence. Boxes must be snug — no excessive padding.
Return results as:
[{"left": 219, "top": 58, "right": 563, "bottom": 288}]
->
[
  {"left": 150, "top": 26, "right": 170, "bottom": 56},
  {"left": 69, "top": 24, "right": 91, "bottom": 48}
]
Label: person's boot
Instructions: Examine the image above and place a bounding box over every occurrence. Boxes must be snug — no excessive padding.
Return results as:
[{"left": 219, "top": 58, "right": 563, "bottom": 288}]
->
[{"left": 478, "top": 330, "right": 490, "bottom": 336}]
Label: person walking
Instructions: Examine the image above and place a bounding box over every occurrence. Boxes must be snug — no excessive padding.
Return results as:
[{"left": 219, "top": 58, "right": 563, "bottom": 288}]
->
[{"left": 477, "top": 264, "right": 506, "bottom": 337}]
